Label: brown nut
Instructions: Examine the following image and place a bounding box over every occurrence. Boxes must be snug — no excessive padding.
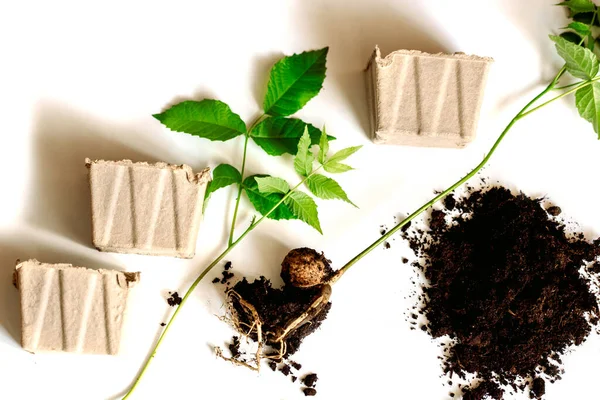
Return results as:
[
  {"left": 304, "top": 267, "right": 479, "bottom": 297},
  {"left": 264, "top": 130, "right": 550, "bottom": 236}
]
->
[{"left": 281, "top": 248, "right": 332, "bottom": 288}]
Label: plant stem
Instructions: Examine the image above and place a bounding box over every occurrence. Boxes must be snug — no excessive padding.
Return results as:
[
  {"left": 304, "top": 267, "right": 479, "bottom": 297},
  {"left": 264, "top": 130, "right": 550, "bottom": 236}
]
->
[
  {"left": 519, "top": 75, "right": 600, "bottom": 118},
  {"left": 228, "top": 114, "right": 264, "bottom": 246},
  {"left": 122, "top": 168, "right": 317, "bottom": 400},
  {"left": 332, "top": 66, "right": 568, "bottom": 283}
]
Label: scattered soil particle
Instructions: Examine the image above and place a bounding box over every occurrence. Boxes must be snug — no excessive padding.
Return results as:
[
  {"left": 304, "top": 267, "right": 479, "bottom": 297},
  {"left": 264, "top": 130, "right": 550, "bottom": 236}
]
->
[
  {"left": 212, "top": 277, "right": 220, "bottom": 284},
  {"left": 405, "top": 187, "right": 600, "bottom": 399},
  {"left": 280, "top": 364, "right": 292, "bottom": 376},
  {"left": 402, "top": 257, "right": 409, "bottom": 264},
  {"left": 302, "top": 373, "right": 318, "bottom": 387},
  {"left": 546, "top": 205, "right": 562, "bottom": 216},
  {"left": 224, "top": 261, "right": 232, "bottom": 270},
  {"left": 384, "top": 242, "right": 391, "bottom": 249},
  {"left": 166, "top": 292, "right": 182, "bottom": 307},
  {"left": 221, "top": 270, "right": 234, "bottom": 284},
  {"left": 229, "top": 336, "right": 241, "bottom": 359},
  {"left": 530, "top": 378, "right": 546, "bottom": 399},
  {"left": 462, "top": 380, "right": 504, "bottom": 400},
  {"left": 268, "top": 361, "right": 277, "bottom": 371},
  {"left": 401, "top": 221, "right": 412, "bottom": 232},
  {"left": 290, "top": 361, "right": 302, "bottom": 370},
  {"left": 292, "top": 376, "right": 298, "bottom": 383},
  {"left": 380, "top": 228, "right": 387, "bottom": 235},
  {"left": 160, "top": 322, "right": 166, "bottom": 327},
  {"left": 303, "top": 388, "right": 317, "bottom": 396},
  {"left": 444, "top": 194, "right": 457, "bottom": 210}
]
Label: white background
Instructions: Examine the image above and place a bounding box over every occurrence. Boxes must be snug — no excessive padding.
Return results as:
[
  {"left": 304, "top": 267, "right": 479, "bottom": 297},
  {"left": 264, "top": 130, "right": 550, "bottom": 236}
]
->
[{"left": 1, "top": 0, "right": 600, "bottom": 399}]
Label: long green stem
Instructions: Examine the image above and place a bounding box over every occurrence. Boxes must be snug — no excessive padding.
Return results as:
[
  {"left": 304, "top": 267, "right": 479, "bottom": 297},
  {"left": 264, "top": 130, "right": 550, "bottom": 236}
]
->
[
  {"left": 519, "top": 75, "right": 600, "bottom": 118},
  {"left": 228, "top": 114, "right": 265, "bottom": 246},
  {"left": 332, "top": 66, "right": 568, "bottom": 282},
  {"left": 122, "top": 168, "right": 317, "bottom": 400}
]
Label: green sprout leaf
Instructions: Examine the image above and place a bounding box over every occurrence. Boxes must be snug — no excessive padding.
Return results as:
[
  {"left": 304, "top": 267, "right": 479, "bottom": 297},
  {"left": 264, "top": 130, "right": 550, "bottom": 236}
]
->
[
  {"left": 204, "top": 164, "right": 241, "bottom": 198},
  {"left": 566, "top": 21, "right": 592, "bottom": 37},
  {"left": 263, "top": 47, "right": 329, "bottom": 116},
  {"left": 249, "top": 117, "right": 327, "bottom": 156},
  {"left": 575, "top": 81, "right": 600, "bottom": 136},
  {"left": 318, "top": 126, "right": 329, "bottom": 164},
  {"left": 328, "top": 145, "right": 362, "bottom": 163},
  {"left": 558, "top": 0, "right": 596, "bottom": 14},
  {"left": 243, "top": 175, "right": 296, "bottom": 220},
  {"left": 306, "top": 174, "right": 356, "bottom": 207},
  {"left": 294, "top": 128, "right": 314, "bottom": 177},
  {"left": 255, "top": 176, "right": 290, "bottom": 195},
  {"left": 323, "top": 161, "right": 353, "bottom": 173},
  {"left": 203, "top": 164, "right": 242, "bottom": 211},
  {"left": 284, "top": 191, "right": 322, "bottom": 233},
  {"left": 153, "top": 100, "right": 246, "bottom": 141},
  {"left": 550, "top": 35, "right": 599, "bottom": 80}
]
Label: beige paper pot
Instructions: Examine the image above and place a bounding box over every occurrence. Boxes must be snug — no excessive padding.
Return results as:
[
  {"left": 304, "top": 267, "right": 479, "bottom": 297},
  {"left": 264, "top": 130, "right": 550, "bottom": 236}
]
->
[
  {"left": 366, "top": 46, "right": 493, "bottom": 148},
  {"left": 14, "top": 259, "right": 140, "bottom": 355},
  {"left": 86, "top": 159, "right": 211, "bottom": 258}
]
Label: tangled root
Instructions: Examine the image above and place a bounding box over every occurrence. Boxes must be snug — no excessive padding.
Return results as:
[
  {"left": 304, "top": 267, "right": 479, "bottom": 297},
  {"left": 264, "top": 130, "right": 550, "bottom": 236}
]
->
[{"left": 217, "top": 284, "right": 332, "bottom": 369}]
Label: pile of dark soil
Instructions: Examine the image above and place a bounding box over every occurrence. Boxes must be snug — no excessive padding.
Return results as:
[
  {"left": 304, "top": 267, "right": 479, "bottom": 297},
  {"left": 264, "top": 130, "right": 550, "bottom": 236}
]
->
[{"left": 404, "top": 187, "right": 600, "bottom": 399}]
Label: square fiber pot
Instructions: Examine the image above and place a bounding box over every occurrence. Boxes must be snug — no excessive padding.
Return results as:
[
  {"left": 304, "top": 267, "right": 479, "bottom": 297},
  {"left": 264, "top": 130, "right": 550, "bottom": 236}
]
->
[
  {"left": 366, "top": 46, "right": 493, "bottom": 148},
  {"left": 86, "top": 159, "right": 211, "bottom": 258},
  {"left": 14, "top": 259, "right": 140, "bottom": 355}
]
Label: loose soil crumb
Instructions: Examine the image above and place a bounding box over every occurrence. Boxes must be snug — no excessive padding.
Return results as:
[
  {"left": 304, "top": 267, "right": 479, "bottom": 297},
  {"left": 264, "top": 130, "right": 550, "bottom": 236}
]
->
[
  {"left": 166, "top": 292, "right": 182, "bottom": 307},
  {"left": 229, "top": 336, "right": 241, "bottom": 359},
  {"left": 402, "top": 257, "right": 409, "bottom": 264},
  {"left": 384, "top": 242, "right": 391, "bottom": 249},
  {"left": 443, "top": 194, "right": 457, "bottom": 210},
  {"left": 292, "top": 376, "right": 298, "bottom": 383},
  {"left": 224, "top": 261, "right": 232, "bottom": 270},
  {"left": 160, "top": 322, "right": 166, "bottom": 327},
  {"left": 290, "top": 361, "right": 302, "bottom": 370},
  {"left": 546, "top": 205, "right": 562, "bottom": 216},
  {"left": 302, "top": 373, "right": 318, "bottom": 387},
  {"left": 404, "top": 187, "right": 600, "bottom": 399},
  {"left": 212, "top": 277, "right": 220, "bottom": 284},
  {"left": 268, "top": 361, "right": 277, "bottom": 371},
  {"left": 303, "top": 388, "right": 317, "bottom": 396},
  {"left": 280, "top": 364, "right": 291, "bottom": 376}
]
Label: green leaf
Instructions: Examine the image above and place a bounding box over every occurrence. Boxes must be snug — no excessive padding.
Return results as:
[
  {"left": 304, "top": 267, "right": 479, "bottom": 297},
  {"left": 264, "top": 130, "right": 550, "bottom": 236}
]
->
[
  {"left": 255, "top": 176, "right": 290, "bottom": 195},
  {"left": 558, "top": 0, "right": 596, "bottom": 14},
  {"left": 294, "top": 128, "right": 314, "bottom": 176},
  {"left": 204, "top": 163, "right": 241, "bottom": 197},
  {"left": 318, "top": 126, "right": 329, "bottom": 164},
  {"left": 153, "top": 100, "right": 246, "bottom": 141},
  {"left": 566, "top": 21, "right": 592, "bottom": 37},
  {"left": 550, "top": 34, "right": 599, "bottom": 79},
  {"left": 249, "top": 117, "right": 328, "bottom": 156},
  {"left": 323, "top": 161, "right": 354, "bottom": 173},
  {"left": 203, "top": 164, "right": 241, "bottom": 211},
  {"left": 306, "top": 174, "right": 356, "bottom": 207},
  {"left": 575, "top": 81, "right": 600, "bottom": 136},
  {"left": 263, "top": 47, "right": 329, "bottom": 116},
  {"left": 242, "top": 175, "right": 296, "bottom": 220},
  {"left": 328, "top": 145, "right": 362, "bottom": 163},
  {"left": 284, "top": 191, "right": 322, "bottom": 233}
]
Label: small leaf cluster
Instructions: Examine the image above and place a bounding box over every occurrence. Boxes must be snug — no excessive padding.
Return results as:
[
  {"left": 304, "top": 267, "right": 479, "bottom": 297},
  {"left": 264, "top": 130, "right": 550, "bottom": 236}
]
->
[
  {"left": 154, "top": 47, "right": 329, "bottom": 154},
  {"left": 553, "top": 0, "right": 600, "bottom": 135},
  {"left": 252, "top": 128, "right": 360, "bottom": 233},
  {"left": 153, "top": 47, "right": 359, "bottom": 232}
]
